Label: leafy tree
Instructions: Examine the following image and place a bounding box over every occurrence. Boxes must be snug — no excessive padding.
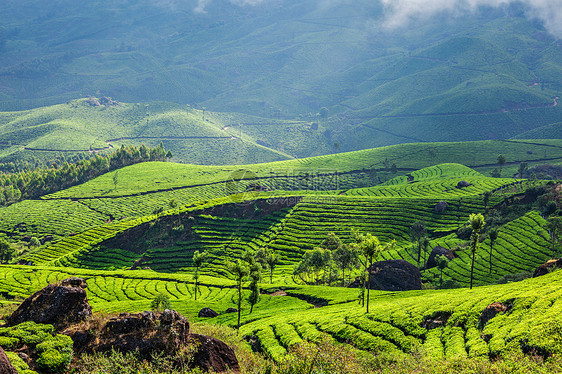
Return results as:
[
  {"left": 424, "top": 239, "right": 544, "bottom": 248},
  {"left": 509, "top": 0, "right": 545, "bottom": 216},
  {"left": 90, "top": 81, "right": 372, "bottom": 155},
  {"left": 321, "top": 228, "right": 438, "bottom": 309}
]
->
[
  {"left": 410, "top": 221, "right": 427, "bottom": 265},
  {"left": 468, "top": 213, "right": 486, "bottom": 289},
  {"left": 356, "top": 233, "right": 394, "bottom": 313},
  {"left": 293, "top": 248, "right": 331, "bottom": 285},
  {"left": 421, "top": 236, "right": 430, "bottom": 268},
  {"left": 257, "top": 248, "right": 280, "bottom": 284},
  {"left": 435, "top": 255, "right": 448, "bottom": 287},
  {"left": 483, "top": 191, "right": 491, "bottom": 212},
  {"left": 497, "top": 155, "right": 506, "bottom": 177},
  {"left": 150, "top": 293, "right": 172, "bottom": 312},
  {"left": 333, "top": 244, "right": 358, "bottom": 286},
  {"left": 319, "top": 107, "right": 329, "bottom": 119},
  {"left": 227, "top": 260, "right": 249, "bottom": 330},
  {"left": 547, "top": 217, "right": 562, "bottom": 255},
  {"left": 0, "top": 239, "right": 14, "bottom": 264},
  {"left": 192, "top": 250, "right": 209, "bottom": 301},
  {"left": 321, "top": 232, "right": 342, "bottom": 251},
  {"left": 112, "top": 170, "right": 119, "bottom": 191},
  {"left": 28, "top": 237, "right": 41, "bottom": 248},
  {"left": 488, "top": 228, "right": 499, "bottom": 273},
  {"left": 518, "top": 162, "right": 528, "bottom": 179},
  {"left": 247, "top": 262, "right": 261, "bottom": 314}
]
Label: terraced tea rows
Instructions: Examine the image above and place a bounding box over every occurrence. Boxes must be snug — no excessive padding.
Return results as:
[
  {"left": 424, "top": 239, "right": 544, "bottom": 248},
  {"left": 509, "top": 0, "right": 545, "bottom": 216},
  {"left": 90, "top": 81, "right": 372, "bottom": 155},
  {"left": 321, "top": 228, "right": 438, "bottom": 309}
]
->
[
  {"left": 2, "top": 258, "right": 562, "bottom": 361},
  {"left": 241, "top": 270, "right": 562, "bottom": 363},
  {"left": 0, "top": 200, "right": 108, "bottom": 240},
  {"left": 423, "top": 211, "right": 552, "bottom": 287},
  {"left": 345, "top": 177, "right": 520, "bottom": 199},
  {"left": 267, "top": 195, "right": 490, "bottom": 258}
]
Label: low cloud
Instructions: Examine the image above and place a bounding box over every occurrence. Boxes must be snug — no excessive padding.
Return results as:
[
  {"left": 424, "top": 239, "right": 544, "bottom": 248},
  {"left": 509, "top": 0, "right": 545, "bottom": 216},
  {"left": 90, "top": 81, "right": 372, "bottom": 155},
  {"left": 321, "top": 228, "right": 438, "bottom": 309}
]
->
[{"left": 381, "top": 0, "right": 562, "bottom": 38}]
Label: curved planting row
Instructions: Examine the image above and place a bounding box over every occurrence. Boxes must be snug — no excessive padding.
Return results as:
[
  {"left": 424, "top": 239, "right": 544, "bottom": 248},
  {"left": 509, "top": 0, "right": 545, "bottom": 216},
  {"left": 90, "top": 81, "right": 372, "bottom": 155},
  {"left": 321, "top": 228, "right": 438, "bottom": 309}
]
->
[
  {"left": 0, "top": 199, "right": 109, "bottom": 240},
  {"left": 23, "top": 216, "right": 156, "bottom": 265},
  {"left": 381, "top": 163, "right": 482, "bottom": 186},
  {"left": 345, "top": 177, "right": 517, "bottom": 199},
  {"left": 424, "top": 211, "right": 551, "bottom": 286},
  {"left": 266, "top": 195, "right": 488, "bottom": 259}
]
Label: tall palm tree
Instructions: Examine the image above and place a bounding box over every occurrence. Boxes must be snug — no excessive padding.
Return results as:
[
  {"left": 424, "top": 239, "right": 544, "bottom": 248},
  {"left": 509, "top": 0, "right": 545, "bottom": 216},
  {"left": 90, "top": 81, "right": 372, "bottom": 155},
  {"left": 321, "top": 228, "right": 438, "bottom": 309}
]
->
[{"left": 468, "top": 213, "right": 486, "bottom": 290}]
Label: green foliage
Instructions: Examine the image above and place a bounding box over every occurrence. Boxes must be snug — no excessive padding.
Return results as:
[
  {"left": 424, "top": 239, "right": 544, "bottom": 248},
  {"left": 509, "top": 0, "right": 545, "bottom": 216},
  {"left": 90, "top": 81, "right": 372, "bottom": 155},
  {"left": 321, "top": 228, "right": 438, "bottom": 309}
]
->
[
  {"left": 150, "top": 293, "right": 172, "bottom": 312},
  {"left": 0, "top": 322, "right": 71, "bottom": 374},
  {"left": 0, "top": 143, "right": 171, "bottom": 207},
  {"left": 5, "top": 351, "right": 38, "bottom": 374},
  {"left": 0, "top": 238, "right": 14, "bottom": 264}
]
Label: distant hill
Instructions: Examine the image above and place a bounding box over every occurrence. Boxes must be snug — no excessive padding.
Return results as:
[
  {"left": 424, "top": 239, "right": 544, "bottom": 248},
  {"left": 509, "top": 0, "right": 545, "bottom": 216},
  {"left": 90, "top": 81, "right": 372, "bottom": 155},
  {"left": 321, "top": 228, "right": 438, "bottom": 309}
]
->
[
  {"left": 2, "top": 99, "right": 562, "bottom": 165},
  {"left": 0, "top": 0, "right": 561, "bottom": 157}
]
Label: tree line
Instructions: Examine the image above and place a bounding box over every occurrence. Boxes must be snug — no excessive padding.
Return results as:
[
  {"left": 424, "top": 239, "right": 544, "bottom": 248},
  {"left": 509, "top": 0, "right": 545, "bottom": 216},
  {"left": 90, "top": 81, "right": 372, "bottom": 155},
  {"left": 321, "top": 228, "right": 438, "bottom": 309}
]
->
[{"left": 0, "top": 143, "right": 172, "bottom": 206}]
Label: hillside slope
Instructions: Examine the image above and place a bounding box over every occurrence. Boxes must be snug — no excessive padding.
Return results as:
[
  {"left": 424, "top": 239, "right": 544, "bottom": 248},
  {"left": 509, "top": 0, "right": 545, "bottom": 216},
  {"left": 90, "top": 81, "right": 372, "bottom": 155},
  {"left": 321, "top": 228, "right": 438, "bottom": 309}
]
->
[{"left": 0, "top": 1, "right": 561, "bottom": 156}]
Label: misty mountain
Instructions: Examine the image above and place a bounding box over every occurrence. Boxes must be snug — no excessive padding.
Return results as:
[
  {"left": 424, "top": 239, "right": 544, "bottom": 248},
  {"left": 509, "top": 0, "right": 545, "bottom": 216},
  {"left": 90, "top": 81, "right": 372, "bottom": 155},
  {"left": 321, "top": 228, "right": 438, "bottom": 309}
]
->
[{"left": 0, "top": 0, "right": 561, "bottom": 154}]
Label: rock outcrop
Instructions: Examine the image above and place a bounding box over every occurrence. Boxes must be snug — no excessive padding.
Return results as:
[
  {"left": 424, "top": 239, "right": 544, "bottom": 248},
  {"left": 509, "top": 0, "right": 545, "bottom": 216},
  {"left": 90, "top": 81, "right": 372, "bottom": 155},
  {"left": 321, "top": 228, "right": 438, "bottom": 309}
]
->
[
  {"left": 426, "top": 246, "right": 455, "bottom": 269},
  {"left": 479, "top": 302, "right": 511, "bottom": 328},
  {"left": 198, "top": 307, "right": 219, "bottom": 318},
  {"left": 456, "top": 181, "right": 471, "bottom": 188},
  {"left": 0, "top": 347, "right": 17, "bottom": 374},
  {"left": 6, "top": 278, "right": 92, "bottom": 329},
  {"left": 70, "top": 310, "right": 238, "bottom": 373},
  {"left": 434, "top": 201, "right": 448, "bottom": 213},
  {"left": 73, "top": 310, "right": 190, "bottom": 357},
  {"left": 189, "top": 334, "right": 240, "bottom": 373},
  {"left": 533, "top": 259, "right": 562, "bottom": 277},
  {"left": 367, "top": 259, "right": 422, "bottom": 291}
]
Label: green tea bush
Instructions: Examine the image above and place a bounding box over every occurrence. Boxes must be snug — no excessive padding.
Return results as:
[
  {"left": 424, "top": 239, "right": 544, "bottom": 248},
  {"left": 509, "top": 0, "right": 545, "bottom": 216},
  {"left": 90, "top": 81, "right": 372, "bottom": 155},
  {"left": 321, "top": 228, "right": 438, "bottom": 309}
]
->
[
  {"left": 5, "top": 351, "right": 37, "bottom": 374},
  {"left": 0, "top": 322, "right": 72, "bottom": 374}
]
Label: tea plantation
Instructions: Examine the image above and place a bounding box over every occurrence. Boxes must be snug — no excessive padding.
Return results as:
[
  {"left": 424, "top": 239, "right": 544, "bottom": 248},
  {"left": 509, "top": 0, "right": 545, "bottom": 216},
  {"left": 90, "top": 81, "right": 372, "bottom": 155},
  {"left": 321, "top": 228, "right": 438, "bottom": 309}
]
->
[{"left": 0, "top": 142, "right": 561, "bottom": 368}]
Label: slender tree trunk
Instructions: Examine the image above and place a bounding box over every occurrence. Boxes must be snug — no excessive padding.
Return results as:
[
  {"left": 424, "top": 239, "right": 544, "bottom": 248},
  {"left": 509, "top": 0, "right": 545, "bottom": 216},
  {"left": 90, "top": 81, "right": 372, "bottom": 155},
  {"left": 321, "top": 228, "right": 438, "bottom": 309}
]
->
[
  {"left": 366, "top": 282, "right": 371, "bottom": 313},
  {"left": 194, "top": 280, "right": 197, "bottom": 301},
  {"left": 489, "top": 243, "right": 493, "bottom": 273},
  {"left": 440, "top": 269, "right": 443, "bottom": 287},
  {"left": 470, "top": 249, "right": 476, "bottom": 290},
  {"left": 270, "top": 269, "right": 273, "bottom": 284},
  {"left": 237, "top": 281, "right": 242, "bottom": 330},
  {"left": 361, "top": 264, "right": 367, "bottom": 307}
]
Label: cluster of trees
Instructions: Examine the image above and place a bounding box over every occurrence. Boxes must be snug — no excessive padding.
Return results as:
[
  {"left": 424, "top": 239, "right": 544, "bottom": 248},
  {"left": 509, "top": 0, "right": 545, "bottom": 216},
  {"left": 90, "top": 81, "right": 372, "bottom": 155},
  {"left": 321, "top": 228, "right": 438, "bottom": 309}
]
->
[
  {"left": 0, "top": 152, "right": 95, "bottom": 174},
  {"left": 292, "top": 231, "right": 395, "bottom": 312},
  {"left": 0, "top": 143, "right": 172, "bottom": 206},
  {"left": 191, "top": 247, "right": 280, "bottom": 330}
]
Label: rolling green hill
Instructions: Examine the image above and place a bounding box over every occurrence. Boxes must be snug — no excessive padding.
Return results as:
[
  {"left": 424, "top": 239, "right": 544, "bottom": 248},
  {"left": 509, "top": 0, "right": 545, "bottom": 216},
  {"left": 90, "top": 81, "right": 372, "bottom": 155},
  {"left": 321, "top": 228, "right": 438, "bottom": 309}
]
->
[
  {"left": 0, "top": 1, "right": 561, "bottom": 158},
  {"left": 0, "top": 143, "right": 559, "bottom": 367}
]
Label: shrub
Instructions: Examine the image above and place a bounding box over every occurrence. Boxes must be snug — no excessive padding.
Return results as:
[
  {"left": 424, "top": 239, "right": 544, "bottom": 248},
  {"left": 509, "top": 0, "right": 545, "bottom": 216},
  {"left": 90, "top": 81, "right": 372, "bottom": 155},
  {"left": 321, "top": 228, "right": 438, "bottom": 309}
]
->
[
  {"left": 36, "top": 349, "right": 72, "bottom": 374},
  {"left": 0, "top": 336, "right": 19, "bottom": 348},
  {"left": 150, "top": 293, "right": 172, "bottom": 312},
  {"left": 5, "top": 351, "right": 37, "bottom": 374}
]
